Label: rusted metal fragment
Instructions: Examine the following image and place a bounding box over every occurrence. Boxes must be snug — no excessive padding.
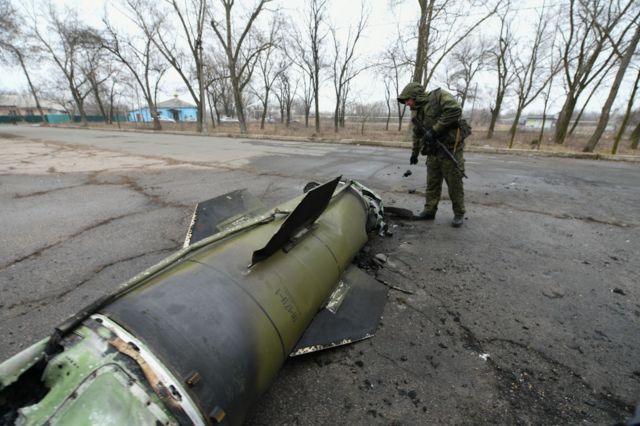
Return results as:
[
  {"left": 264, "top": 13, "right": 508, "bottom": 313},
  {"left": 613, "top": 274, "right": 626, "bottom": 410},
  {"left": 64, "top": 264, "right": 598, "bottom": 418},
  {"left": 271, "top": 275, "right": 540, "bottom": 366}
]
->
[{"left": 110, "top": 337, "right": 184, "bottom": 411}]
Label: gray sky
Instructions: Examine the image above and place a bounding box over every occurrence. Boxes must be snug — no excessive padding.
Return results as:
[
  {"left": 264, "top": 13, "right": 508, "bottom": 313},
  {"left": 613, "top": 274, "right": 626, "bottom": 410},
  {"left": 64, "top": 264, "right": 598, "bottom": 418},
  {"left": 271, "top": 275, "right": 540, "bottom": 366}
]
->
[{"left": 1, "top": 0, "right": 633, "bottom": 116}]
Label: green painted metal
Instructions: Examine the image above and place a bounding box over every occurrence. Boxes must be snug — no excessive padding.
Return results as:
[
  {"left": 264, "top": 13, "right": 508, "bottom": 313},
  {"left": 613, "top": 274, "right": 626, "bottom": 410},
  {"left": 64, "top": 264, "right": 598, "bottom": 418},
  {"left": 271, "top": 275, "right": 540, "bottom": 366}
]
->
[
  {"left": 0, "top": 180, "right": 382, "bottom": 426},
  {"left": 5, "top": 325, "right": 177, "bottom": 425},
  {"left": 0, "top": 339, "right": 47, "bottom": 389}
]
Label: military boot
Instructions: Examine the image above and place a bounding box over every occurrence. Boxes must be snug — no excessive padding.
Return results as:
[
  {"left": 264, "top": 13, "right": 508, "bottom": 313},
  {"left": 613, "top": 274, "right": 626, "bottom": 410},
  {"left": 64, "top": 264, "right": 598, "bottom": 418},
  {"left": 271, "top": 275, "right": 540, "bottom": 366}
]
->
[
  {"left": 451, "top": 214, "right": 464, "bottom": 228},
  {"left": 416, "top": 209, "right": 436, "bottom": 220}
]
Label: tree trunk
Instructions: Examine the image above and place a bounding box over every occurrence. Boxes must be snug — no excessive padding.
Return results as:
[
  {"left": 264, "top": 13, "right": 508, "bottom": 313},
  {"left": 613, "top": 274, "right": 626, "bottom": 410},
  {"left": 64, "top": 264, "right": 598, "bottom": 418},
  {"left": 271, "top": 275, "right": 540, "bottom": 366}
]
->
[
  {"left": 207, "top": 91, "right": 217, "bottom": 129},
  {"left": 536, "top": 84, "right": 552, "bottom": 150},
  {"left": 554, "top": 93, "right": 578, "bottom": 144},
  {"left": 584, "top": 21, "right": 640, "bottom": 153},
  {"left": 197, "top": 55, "right": 205, "bottom": 133},
  {"left": 508, "top": 105, "right": 524, "bottom": 148},
  {"left": 611, "top": 68, "right": 640, "bottom": 154},
  {"left": 486, "top": 94, "right": 504, "bottom": 139},
  {"left": 230, "top": 75, "right": 248, "bottom": 133},
  {"left": 314, "top": 85, "right": 320, "bottom": 132},
  {"left": 260, "top": 94, "right": 268, "bottom": 130},
  {"left": 279, "top": 98, "right": 285, "bottom": 123},
  {"left": 413, "top": 0, "right": 428, "bottom": 82},
  {"left": 15, "top": 49, "right": 47, "bottom": 124},
  {"left": 536, "top": 114, "right": 547, "bottom": 150},
  {"left": 91, "top": 83, "right": 109, "bottom": 124},
  {"left": 631, "top": 122, "right": 640, "bottom": 149},
  {"left": 385, "top": 99, "right": 391, "bottom": 131},
  {"left": 339, "top": 97, "right": 346, "bottom": 128},
  {"left": 285, "top": 100, "right": 291, "bottom": 127},
  {"left": 71, "top": 89, "right": 88, "bottom": 126},
  {"left": 145, "top": 96, "right": 162, "bottom": 131}
]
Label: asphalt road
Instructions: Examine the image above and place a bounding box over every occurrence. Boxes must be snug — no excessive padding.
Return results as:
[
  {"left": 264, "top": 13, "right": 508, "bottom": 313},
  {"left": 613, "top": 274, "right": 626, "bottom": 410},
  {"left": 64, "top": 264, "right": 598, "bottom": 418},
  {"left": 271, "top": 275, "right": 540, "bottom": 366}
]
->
[{"left": 1, "top": 125, "right": 639, "bottom": 425}]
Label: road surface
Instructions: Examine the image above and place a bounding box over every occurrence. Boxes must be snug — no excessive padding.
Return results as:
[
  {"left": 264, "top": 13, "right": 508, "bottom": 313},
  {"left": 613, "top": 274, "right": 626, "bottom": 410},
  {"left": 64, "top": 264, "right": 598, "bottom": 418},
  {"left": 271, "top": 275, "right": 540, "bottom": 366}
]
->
[{"left": 1, "top": 126, "right": 638, "bottom": 424}]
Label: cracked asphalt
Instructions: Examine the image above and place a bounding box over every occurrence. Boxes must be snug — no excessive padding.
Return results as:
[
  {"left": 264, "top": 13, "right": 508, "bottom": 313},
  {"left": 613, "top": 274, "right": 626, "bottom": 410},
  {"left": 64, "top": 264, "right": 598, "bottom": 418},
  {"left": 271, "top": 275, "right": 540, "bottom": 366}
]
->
[{"left": 1, "top": 126, "right": 639, "bottom": 425}]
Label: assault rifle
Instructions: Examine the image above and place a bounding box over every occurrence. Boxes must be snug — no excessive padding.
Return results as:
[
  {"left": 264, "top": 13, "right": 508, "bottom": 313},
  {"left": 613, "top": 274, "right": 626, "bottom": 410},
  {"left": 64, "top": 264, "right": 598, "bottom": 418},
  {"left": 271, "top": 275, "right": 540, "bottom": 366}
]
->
[{"left": 413, "top": 119, "right": 468, "bottom": 179}]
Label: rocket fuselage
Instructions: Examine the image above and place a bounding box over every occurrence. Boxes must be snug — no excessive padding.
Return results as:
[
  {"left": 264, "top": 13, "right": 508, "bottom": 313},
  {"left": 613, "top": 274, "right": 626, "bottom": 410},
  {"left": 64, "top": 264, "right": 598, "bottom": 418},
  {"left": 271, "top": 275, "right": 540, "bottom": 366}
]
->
[
  {"left": 0, "top": 180, "right": 374, "bottom": 426},
  {"left": 102, "top": 185, "right": 368, "bottom": 424}
]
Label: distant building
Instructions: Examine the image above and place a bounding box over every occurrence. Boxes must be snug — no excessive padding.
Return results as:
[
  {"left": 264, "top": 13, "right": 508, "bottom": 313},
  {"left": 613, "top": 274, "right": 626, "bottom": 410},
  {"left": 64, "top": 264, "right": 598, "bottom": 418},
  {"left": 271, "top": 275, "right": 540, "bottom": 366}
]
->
[
  {"left": 129, "top": 95, "right": 197, "bottom": 122},
  {"left": 524, "top": 114, "right": 558, "bottom": 130},
  {"left": 0, "top": 93, "right": 66, "bottom": 117}
]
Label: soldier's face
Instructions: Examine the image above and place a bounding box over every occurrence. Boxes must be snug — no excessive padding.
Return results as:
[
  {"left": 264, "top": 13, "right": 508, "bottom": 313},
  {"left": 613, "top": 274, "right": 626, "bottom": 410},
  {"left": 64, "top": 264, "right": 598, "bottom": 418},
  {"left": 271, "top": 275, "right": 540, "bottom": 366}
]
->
[{"left": 405, "top": 98, "right": 415, "bottom": 107}]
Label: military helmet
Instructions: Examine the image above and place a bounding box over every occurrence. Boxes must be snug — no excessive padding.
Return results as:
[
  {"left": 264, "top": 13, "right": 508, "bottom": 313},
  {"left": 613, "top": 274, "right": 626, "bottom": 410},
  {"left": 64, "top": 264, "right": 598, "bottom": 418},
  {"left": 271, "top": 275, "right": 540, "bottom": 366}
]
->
[{"left": 397, "top": 82, "right": 427, "bottom": 105}]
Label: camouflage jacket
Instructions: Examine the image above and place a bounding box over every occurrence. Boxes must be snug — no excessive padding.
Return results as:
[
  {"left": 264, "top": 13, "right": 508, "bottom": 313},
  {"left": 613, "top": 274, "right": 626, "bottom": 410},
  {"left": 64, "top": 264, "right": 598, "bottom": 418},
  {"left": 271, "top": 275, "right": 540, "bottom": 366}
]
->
[{"left": 398, "top": 82, "right": 462, "bottom": 155}]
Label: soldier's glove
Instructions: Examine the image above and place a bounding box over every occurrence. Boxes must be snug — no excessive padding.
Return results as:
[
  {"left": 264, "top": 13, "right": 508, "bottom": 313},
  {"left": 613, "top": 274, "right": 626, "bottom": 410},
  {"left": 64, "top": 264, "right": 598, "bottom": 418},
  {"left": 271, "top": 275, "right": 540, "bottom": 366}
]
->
[
  {"left": 410, "top": 153, "right": 419, "bottom": 165},
  {"left": 424, "top": 128, "right": 438, "bottom": 144}
]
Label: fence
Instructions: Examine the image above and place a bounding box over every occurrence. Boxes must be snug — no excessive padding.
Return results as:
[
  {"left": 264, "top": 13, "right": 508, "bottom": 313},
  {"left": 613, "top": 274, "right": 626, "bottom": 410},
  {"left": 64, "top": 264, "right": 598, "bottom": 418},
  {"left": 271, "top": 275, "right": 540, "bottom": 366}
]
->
[{"left": 0, "top": 114, "right": 128, "bottom": 124}]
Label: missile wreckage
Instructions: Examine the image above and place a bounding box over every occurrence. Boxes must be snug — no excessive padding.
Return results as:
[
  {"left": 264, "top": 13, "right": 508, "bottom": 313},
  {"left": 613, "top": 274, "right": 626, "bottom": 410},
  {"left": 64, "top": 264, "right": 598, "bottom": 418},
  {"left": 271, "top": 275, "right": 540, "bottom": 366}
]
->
[{"left": 0, "top": 177, "right": 389, "bottom": 425}]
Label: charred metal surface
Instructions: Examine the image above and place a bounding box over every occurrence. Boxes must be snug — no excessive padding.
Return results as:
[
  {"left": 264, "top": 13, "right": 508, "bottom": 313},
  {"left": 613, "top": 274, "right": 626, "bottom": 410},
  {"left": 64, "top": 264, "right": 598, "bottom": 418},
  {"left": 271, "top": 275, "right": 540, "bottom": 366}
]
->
[
  {"left": 2, "top": 176, "right": 381, "bottom": 426},
  {"left": 185, "top": 189, "right": 265, "bottom": 247},
  {"left": 250, "top": 176, "right": 342, "bottom": 265},
  {"left": 291, "top": 265, "right": 387, "bottom": 356},
  {"left": 103, "top": 259, "right": 274, "bottom": 425},
  {"left": 100, "top": 180, "right": 369, "bottom": 425}
]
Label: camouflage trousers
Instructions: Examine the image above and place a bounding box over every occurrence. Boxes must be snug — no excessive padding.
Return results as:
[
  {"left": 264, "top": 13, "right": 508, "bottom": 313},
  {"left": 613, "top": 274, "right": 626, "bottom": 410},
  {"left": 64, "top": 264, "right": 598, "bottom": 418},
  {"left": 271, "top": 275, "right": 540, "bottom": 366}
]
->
[{"left": 424, "top": 148, "right": 465, "bottom": 215}]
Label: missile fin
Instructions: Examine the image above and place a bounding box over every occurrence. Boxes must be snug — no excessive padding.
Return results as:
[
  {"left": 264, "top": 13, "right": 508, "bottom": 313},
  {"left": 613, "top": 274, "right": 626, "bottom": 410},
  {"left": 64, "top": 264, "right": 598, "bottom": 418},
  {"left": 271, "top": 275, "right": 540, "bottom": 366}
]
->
[
  {"left": 184, "top": 189, "right": 266, "bottom": 247},
  {"left": 290, "top": 265, "right": 387, "bottom": 356},
  {"left": 251, "top": 176, "right": 342, "bottom": 265}
]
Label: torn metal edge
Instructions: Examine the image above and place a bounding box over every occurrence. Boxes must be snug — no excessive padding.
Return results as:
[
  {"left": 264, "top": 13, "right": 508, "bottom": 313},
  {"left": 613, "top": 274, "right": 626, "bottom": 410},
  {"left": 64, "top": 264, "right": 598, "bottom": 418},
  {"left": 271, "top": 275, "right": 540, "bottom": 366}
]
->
[
  {"left": 325, "top": 280, "right": 350, "bottom": 314},
  {"left": 183, "top": 204, "right": 199, "bottom": 248},
  {"left": 290, "top": 334, "right": 375, "bottom": 357},
  {"left": 91, "top": 314, "right": 206, "bottom": 426}
]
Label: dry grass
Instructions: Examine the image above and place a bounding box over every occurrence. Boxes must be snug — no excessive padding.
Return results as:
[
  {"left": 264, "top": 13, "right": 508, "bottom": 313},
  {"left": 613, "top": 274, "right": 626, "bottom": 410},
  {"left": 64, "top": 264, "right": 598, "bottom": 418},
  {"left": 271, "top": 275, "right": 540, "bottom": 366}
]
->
[{"left": 62, "top": 119, "right": 639, "bottom": 157}]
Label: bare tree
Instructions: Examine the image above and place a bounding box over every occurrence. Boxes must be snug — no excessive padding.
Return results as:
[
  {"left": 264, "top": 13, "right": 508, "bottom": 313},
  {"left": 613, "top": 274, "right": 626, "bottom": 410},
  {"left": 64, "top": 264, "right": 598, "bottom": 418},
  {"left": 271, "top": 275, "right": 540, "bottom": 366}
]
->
[
  {"left": 487, "top": 5, "right": 516, "bottom": 139},
  {"left": 0, "top": 1, "right": 48, "bottom": 123},
  {"left": 127, "top": 0, "right": 208, "bottom": 132},
  {"left": 534, "top": 68, "right": 556, "bottom": 150},
  {"left": 298, "top": 69, "right": 314, "bottom": 128},
  {"left": 329, "top": 3, "right": 369, "bottom": 133},
  {"left": 631, "top": 115, "right": 640, "bottom": 150},
  {"left": 566, "top": 59, "right": 618, "bottom": 136},
  {"left": 274, "top": 60, "right": 299, "bottom": 127},
  {"left": 291, "top": 0, "right": 328, "bottom": 133},
  {"left": 507, "top": 4, "right": 558, "bottom": 148},
  {"left": 410, "top": 0, "right": 498, "bottom": 86},
  {"left": 103, "top": 12, "right": 168, "bottom": 130},
  {"left": 251, "top": 18, "right": 283, "bottom": 129},
  {"left": 210, "top": 0, "right": 273, "bottom": 134},
  {"left": 611, "top": 65, "right": 640, "bottom": 153},
  {"left": 379, "top": 38, "right": 411, "bottom": 131},
  {"left": 583, "top": 7, "right": 640, "bottom": 152},
  {"left": 31, "top": 4, "right": 99, "bottom": 126},
  {"left": 331, "top": 3, "right": 369, "bottom": 133},
  {"left": 554, "top": 0, "right": 635, "bottom": 144},
  {"left": 383, "top": 77, "right": 392, "bottom": 130},
  {"left": 445, "top": 37, "right": 491, "bottom": 110},
  {"left": 78, "top": 33, "right": 114, "bottom": 124},
  {"left": 203, "top": 52, "right": 230, "bottom": 126},
  {"left": 0, "top": 0, "right": 15, "bottom": 44}
]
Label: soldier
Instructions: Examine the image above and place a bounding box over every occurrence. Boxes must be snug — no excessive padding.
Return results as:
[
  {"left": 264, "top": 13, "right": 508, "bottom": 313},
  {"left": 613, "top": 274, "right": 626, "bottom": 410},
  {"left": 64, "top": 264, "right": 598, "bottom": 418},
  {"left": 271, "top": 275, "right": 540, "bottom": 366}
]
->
[{"left": 397, "top": 82, "right": 467, "bottom": 228}]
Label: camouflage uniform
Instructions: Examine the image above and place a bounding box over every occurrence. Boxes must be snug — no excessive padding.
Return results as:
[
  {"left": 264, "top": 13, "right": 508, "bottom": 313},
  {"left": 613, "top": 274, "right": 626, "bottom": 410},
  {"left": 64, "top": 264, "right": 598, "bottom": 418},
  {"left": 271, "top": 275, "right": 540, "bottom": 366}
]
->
[{"left": 398, "top": 82, "right": 465, "bottom": 217}]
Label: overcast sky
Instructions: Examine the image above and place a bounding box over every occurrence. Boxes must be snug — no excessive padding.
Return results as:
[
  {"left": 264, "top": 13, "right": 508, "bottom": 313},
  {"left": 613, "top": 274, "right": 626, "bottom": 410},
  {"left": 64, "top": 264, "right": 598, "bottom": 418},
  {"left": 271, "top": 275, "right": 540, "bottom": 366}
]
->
[{"left": 1, "top": 0, "right": 631, "bottom": 115}]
